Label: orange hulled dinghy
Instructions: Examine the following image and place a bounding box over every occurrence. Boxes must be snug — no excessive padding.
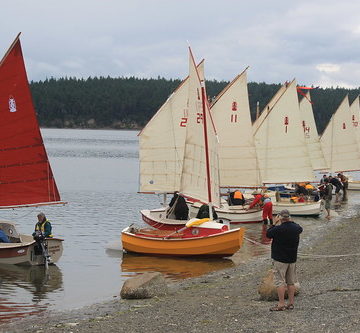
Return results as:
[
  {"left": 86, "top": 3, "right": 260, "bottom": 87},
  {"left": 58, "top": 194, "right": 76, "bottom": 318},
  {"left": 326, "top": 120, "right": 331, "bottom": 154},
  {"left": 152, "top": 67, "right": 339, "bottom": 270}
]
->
[
  {"left": 122, "top": 48, "right": 245, "bottom": 256},
  {"left": 122, "top": 218, "right": 245, "bottom": 257}
]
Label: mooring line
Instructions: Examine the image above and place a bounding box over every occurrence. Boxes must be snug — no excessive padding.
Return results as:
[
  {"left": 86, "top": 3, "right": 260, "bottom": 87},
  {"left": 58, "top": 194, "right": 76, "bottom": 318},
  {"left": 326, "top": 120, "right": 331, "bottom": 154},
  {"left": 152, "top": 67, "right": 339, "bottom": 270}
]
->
[{"left": 244, "top": 236, "right": 360, "bottom": 258}]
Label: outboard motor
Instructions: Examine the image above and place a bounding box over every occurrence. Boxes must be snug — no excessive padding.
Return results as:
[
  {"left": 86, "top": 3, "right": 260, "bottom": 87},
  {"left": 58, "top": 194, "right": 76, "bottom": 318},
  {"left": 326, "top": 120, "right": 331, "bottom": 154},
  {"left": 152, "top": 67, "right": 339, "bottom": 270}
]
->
[{"left": 33, "top": 231, "right": 51, "bottom": 268}]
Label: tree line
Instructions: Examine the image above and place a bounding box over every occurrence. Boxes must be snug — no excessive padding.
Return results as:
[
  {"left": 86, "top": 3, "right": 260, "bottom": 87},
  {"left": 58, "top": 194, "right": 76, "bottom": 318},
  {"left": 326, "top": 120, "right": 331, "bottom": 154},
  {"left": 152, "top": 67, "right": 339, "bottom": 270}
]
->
[{"left": 30, "top": 76, "right": 360, "bottom": 135}]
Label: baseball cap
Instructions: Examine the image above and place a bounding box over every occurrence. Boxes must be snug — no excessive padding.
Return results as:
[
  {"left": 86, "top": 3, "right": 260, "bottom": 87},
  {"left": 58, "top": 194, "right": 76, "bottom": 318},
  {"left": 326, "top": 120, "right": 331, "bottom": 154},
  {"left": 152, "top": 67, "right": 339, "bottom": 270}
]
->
[{"left": 279, "top": 209, "right": 290, "bottom": 218}]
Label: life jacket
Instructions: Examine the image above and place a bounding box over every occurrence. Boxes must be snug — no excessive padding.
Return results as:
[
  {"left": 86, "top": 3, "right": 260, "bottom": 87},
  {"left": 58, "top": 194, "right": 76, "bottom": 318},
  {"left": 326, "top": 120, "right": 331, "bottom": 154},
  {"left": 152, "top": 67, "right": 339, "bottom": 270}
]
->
[
  {"left": 233, "top": 191, "right": 243, "bottom": 199},
  {"left": 290, "top": 196, "right": 299, "bottom": 203},
  {"left": 305, "top": 184, "right": 314, "bottom": 190},
  {"left": 35, "top": 219, "right": 53, "bottom": 237},
  {"left": 263, "top": 197, "right": 271, "bottom": 204}
]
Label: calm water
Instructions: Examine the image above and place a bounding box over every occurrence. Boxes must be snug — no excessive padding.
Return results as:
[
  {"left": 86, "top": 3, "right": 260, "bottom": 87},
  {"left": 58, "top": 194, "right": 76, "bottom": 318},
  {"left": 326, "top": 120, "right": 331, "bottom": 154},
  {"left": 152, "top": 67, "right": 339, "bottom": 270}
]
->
[{"left": 1, "top": 128, "right": 360, "bottom": 323}]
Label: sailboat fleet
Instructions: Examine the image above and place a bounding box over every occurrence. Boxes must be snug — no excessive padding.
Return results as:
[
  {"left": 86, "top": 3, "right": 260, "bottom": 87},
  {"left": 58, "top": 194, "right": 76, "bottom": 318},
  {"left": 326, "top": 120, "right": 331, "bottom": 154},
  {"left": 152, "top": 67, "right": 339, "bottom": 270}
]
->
[{"left": 1, "top": 33, "right": 358, "bottom": 261}]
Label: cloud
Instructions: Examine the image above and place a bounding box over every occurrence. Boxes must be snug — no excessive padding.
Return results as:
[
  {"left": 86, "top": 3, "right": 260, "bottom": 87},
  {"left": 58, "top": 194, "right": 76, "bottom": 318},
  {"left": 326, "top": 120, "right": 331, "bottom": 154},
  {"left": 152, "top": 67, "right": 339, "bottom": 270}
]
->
[{"left": 1, "top": 0, "right": 360, "bottom": 87}]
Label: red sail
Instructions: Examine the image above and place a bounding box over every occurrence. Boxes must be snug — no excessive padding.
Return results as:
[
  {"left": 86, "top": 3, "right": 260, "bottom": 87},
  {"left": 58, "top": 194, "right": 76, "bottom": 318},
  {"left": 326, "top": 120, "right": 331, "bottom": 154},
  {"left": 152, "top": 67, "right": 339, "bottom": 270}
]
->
[{"left": 0, "top": 34, "right": 61, "bottom": 207}]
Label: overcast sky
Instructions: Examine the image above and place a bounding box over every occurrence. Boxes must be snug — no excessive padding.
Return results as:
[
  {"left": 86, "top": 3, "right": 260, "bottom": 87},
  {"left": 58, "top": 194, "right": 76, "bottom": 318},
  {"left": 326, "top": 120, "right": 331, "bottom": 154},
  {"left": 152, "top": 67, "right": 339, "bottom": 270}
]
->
[{"left": 1, "top": 0, "right": 360, "bottom": 88}]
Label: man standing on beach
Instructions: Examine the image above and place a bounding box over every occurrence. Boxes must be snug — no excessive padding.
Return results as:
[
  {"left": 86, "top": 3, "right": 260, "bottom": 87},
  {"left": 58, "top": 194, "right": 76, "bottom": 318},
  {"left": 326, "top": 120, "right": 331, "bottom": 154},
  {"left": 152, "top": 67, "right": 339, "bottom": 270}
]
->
[{"left": 266, "top": 209, "right": 303, "bottom": 311}]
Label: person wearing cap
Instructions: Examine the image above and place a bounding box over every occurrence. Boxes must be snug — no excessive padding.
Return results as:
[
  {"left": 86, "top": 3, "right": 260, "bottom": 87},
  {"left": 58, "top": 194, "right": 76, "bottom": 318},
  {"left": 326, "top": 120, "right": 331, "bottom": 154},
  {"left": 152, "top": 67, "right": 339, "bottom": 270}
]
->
[
  {"left": 247, "top": 191, "right": 272, "bottom": 225},
  {"left": 266, "top": 209, "right": 303, "bottom": 311}
]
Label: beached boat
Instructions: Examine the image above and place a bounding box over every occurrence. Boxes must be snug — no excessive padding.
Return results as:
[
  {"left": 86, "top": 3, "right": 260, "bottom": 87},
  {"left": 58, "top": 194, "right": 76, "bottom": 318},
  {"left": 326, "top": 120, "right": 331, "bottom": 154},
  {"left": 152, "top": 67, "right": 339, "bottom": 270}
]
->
[
  {"left": 253, "top": 80, "right": 322, "bottom": 216},
  {"left": 122, "top": 219, "right": 245, "bottom": 257},
  {"left": 122, "top": 48, "right": 245, "bottom": 256},
  {"left": 320, "top": 95, "right": 360, "bottom": 180},
  {"left": 0, "top": 34, "right": 65, "bottom": 266}
]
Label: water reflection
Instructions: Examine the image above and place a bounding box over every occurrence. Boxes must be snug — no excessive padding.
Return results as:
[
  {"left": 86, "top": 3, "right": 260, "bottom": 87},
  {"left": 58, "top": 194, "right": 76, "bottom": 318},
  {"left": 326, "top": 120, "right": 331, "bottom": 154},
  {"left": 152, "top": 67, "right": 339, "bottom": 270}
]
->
[
  {"left": 121, "top": 253, "right": 235, "bottom": 281},
  {"left": 0, "top": 265, "right": 63, "bottom": 322}
]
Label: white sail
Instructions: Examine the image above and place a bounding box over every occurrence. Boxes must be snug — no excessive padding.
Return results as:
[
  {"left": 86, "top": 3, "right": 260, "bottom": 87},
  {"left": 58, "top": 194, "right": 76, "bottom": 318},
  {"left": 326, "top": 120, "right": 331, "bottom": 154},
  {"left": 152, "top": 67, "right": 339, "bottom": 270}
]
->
[
  {"left": 350, "top": 96, "right": 360, "bottom": 148},
  {"left": 180, "top": 50, "right": 220, "bottom": 207},
  {"left": 253, "top": 80, "right": 315, "bottom": 183},
  {"left": 299, "top": 91, "right": 328, "bottom": 170},
  {"left": 320, "top": 95, "right": 360, "bottom": 172},
  {"left": 210, "top": 69, "right": 261, "bottom": 187},
  {"left": 138, "top": 62, "right": 204, "bottom": 193}
]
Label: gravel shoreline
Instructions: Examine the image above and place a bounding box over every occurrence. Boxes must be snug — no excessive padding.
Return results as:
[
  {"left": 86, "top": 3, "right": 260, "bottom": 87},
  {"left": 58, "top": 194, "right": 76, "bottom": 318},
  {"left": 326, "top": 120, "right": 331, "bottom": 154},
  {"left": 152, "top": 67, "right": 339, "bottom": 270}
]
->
[{"left": 2, "top": 207, "right": 360, "bottom": 333}]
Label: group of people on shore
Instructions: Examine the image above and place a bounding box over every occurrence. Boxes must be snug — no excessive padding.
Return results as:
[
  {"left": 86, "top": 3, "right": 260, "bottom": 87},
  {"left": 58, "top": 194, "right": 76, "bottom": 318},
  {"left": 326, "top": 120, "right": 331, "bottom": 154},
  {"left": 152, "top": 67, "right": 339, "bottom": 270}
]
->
[{"left": 319, "top": 173, "right": 348, "bottom": 219}]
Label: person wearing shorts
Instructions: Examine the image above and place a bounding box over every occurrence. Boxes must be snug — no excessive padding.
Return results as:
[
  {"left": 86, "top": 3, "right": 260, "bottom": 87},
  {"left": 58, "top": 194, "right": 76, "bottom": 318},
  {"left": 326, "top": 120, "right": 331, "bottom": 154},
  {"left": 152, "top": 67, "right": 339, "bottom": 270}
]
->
[{"left": 266, "top": 209, "right": 303, "bottom": 311}]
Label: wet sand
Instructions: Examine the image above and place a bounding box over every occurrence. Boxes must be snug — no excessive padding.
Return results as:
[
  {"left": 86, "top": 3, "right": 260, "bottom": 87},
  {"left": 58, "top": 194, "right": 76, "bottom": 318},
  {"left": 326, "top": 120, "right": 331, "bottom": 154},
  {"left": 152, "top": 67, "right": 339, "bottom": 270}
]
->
[{"left": 2, "top": 207, "right": 360, "bottom": 333}]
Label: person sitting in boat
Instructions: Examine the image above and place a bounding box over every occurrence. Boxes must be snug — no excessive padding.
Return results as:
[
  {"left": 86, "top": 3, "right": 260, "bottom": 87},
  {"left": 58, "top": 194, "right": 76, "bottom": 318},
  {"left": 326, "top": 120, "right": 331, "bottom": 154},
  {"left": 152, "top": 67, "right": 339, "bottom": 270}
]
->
[
  {"left": 32, "top": 212, "right": 53, "bottom": 239},
  {"left": 196, "top": 204, "right": 218, "bottom": 220},
  {"left": 167, "top": 192, "right": 189, "bottom": 220},
  {"left": 294, "top": 183, "right": 307, "bottom": 196},
  {"left": 291, "top": 193, "right": 305, "bottom": 203},
  {"left": 0, "top": 227, "right": 10, "bottom": 243},
  {"left": 228, "top": 189, "right": 245, "bottom": 206}
]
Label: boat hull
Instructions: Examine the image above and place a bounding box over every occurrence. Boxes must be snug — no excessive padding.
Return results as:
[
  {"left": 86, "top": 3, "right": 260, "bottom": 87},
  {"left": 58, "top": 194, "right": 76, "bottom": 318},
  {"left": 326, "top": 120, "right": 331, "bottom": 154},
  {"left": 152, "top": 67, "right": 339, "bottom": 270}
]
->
[
  {"left": 348, "top": 181, "right": 360, "bottom": 191},
  {"left": 191, "top": 202, "right": 263, "bottom": 224},
  {"left": 141, "top": 204, "right": 263, "bottom": 230},
  {"left": 141, "top": 209, "right": 186, "bottom": 230},
  {"left": 121, "top": 226, "right": 245, "bottom": 257},
  {"left": 0, "top": 235, "right": 63, "bottom": 266},
  {"left": 272, "top": 200, "right": 322, "bottom": 216}
]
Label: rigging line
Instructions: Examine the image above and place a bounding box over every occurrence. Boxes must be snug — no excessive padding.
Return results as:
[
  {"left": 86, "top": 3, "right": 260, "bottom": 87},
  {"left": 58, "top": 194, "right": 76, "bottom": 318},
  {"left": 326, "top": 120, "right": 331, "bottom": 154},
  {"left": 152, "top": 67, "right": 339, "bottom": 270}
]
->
[
  {"left": 1, "top": 206, "right": 37, "bottom": 220},
  {"left": 244, "top": 237, "right": 360, "bottom": 258}
]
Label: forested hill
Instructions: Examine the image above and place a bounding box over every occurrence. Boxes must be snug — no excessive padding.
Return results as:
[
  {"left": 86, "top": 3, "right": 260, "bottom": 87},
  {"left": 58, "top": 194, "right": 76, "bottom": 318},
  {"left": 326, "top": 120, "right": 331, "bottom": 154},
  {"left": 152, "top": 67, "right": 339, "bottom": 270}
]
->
[{"left": 30, "top": 77, "right": 360, "bottom": 135}]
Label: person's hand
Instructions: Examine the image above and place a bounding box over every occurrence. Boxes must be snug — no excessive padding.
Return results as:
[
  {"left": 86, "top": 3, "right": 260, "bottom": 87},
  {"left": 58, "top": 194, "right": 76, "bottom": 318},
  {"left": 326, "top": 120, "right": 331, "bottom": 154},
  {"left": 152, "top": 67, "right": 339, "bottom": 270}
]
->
[{"left": 273, "top": 215, "right": 281, "bottom": 224}]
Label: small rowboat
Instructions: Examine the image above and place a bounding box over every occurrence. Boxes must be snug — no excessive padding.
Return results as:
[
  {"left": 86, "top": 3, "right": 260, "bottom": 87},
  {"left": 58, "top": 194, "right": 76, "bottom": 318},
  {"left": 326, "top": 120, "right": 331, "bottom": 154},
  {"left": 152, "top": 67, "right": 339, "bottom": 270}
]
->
[{"left": 121, "top": 218, "right": 245, "bottom": 257}]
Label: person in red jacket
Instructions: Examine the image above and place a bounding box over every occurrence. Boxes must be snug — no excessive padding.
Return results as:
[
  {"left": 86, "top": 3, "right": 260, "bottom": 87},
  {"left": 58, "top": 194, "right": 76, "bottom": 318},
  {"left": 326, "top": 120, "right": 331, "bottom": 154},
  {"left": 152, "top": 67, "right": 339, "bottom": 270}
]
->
[{"left": 247, "top": 191, "right": 273, "bottom": 225}]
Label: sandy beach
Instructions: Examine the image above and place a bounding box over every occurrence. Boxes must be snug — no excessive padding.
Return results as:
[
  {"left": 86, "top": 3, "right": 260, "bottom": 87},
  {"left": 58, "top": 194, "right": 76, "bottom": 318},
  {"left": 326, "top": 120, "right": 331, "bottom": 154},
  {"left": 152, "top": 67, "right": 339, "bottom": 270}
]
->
[{"left": 2, "top": 205, "right": 360, "bottom": 333}]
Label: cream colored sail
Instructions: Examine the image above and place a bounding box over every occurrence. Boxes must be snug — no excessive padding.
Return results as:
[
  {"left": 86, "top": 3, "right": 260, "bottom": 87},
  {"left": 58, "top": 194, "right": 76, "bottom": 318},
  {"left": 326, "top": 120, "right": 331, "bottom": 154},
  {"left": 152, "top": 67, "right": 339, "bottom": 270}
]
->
[
  {"left": 210, "top": 69, "right": 261, "bottom": 187},
  {"left": 253, "top": 80, "right": 314, "bottom": 183},
  {"left": 299, "top": 91, "right": 328, "bottom": 170},
  {"left": 180, "top": 50, "right": 220, "bottom": 207},
  {"left": 320, "top": 95, "right": 360, "bottom": 172},
  {"left": 350, "top": 96, "right": 360, "bottom": 148},
  {"left": 138, "top": 62, "right": 204, "bottom": 193}
]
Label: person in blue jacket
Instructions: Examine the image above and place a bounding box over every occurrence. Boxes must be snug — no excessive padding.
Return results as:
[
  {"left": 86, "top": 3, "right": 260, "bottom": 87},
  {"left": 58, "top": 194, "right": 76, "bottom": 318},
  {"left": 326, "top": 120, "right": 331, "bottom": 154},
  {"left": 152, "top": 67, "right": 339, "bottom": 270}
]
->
[
  {"left": 266, "top": 209, "right": 303, "bottom": 311},
  {"left": 0, "top": 228, "right": 10, "bottom": 243}
]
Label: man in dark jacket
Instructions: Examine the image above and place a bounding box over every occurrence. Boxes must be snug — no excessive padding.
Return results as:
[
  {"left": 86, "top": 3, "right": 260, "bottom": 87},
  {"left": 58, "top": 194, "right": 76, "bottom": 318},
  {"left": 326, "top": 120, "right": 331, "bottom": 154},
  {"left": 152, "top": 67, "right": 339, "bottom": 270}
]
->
[
  {"left": 168, "top": 192, "right": 189, "bottom": 220},
  {"left": 329, "top": 175, "right": 343, "bottom": 203},
  {"left": 266, "top": 209, "right": 303, "bottom": 311}
]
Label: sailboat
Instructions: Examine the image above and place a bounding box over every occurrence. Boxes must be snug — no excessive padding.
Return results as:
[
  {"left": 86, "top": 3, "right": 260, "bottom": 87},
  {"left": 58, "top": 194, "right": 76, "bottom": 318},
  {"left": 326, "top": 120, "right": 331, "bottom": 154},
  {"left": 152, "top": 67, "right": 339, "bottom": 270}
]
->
[
  {"left": 253, "top": 80, "right": 322, "bottom": 216},
  {"left": 192, "top": 68, "right": 263, "bottom": 223},
  {"left": 139, "top": 67, "right": 262, "bottom": 225},
  {"left": 347, "top": 96, "right": 360, "bottom": 190},
  {"left": 0, "top": 33, "right": 65, "bottom": 265},
  {"left": 299, "top": 90, "right": 328, "bottom": 172},
  {"left": 122, "top": 49, "right": 245, "bottom": 257},
  {"left": 320, "top": 95, "right": 360, "bottom": 188}
]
